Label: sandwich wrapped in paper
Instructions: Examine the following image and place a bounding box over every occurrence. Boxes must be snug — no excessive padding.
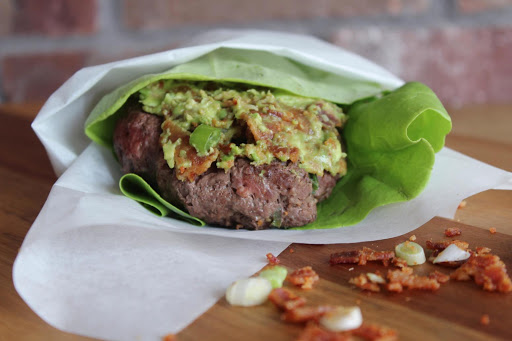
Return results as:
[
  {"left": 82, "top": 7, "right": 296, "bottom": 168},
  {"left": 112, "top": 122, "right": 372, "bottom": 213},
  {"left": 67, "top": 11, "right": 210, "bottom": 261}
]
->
[
  {"left": 14, "top": 31, "right": 511, "bottom": 340},
  {"left": 85, "top": 47, "right": 451, "bottom": 230}
]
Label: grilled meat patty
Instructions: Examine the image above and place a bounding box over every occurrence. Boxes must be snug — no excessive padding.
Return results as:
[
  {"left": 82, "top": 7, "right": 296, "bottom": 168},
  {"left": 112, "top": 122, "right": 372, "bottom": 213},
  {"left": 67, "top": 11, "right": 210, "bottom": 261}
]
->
[{"left": 113, "top": 109, "right": 338, "bottom": 230}]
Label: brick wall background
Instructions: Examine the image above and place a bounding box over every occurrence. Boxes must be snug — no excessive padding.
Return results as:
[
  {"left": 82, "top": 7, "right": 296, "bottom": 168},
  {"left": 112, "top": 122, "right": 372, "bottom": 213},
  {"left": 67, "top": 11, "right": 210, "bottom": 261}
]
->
[{"left": 1, "top": 0, "right": 511, "bottom": 107}]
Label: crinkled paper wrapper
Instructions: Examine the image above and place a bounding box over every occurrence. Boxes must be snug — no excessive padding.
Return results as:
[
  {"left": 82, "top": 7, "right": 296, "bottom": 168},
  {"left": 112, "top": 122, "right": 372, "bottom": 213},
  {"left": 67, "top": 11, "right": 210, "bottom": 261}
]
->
[{"left": 13, "top": 30, "right": 512, "bottom": 341}]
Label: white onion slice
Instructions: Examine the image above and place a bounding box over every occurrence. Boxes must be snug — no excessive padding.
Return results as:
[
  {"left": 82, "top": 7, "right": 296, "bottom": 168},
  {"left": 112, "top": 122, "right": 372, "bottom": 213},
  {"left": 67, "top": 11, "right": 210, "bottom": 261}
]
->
[
  {"left": 225, "top": 278, "right": 272, "bottom": 306},
  {"left": 320, "top": 306, "right": 363, "bottom": 332},
  {"left": 433, "top": 244, "right": 471, "bottom": 264}
]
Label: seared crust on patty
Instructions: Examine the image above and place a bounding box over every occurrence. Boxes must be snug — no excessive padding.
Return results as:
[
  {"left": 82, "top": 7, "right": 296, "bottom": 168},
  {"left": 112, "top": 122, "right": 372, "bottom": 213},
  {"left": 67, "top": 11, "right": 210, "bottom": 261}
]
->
[{"left": 113, "top": 109, "right": 338, "bottom": 229}]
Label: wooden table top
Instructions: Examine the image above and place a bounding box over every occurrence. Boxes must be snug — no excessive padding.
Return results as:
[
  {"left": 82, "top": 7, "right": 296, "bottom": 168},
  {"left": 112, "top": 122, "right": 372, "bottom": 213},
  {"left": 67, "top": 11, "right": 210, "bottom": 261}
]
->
[{"left": 0, "top": 102, "right": 511, "bottom": 340}]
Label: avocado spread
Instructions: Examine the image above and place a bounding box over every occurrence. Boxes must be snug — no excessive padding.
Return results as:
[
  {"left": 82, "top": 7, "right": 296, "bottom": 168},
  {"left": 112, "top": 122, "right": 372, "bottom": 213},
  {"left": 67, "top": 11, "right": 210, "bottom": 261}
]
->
[{"left": 139, "top": 80, "right": 348, "bottom": 182}]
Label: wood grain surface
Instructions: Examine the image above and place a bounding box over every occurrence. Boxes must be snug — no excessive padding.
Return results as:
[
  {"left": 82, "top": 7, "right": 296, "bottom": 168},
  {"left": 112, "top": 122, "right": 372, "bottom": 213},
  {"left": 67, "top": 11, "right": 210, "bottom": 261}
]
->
[{"left": 0, "top": 103, "right": 511, "bottom": 341}]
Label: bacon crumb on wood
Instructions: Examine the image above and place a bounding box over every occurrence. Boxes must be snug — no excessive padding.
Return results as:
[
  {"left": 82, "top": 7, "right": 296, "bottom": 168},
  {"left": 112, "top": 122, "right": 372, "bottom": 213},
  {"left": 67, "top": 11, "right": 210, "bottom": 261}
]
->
[
  {"left": 353, "top": 323, "right": 398, "bottom": 341},
  {"left": 476, "top": 247, "right": 491, "bottom": 255},
  {"left": 266, "top": 253, "right": 280, "bottom": 265},
  {"left": 268, "top": 288, "right": 306, "bottom": 311},
  {"left": 409, "top": 235, "right": 417, "bottom": 241},
  {"left": 429, "top": 270, "right": 450, "bottom": 284},
  {"left": 489, "top": 227, "right": 497, "bottom": 234},
  {"left": 282, "top": 306, "right": 335, "bottom": 323},
  {"left": 330, "top": 247, "right": 395, "bottom": 266},
  {"left": 295, "top": 323, "right": 351, "bottom": 341},
  {"left": 480, "top": 314, "right": 490, "bottom": 326},
  {"left": 450, "top": 252, "right": 512, "bottom": 292},
  {"left": 288, "top": 266, "right": 319, "bottom": 290},
  {"left": 162, "top": 334, "right": 177, "bottom": 341},
  {"left": 391, "top": 257, "right": 408, "bottom": 268},
  {"left": 295, "top": 323, "right": 398, "bottom": 341},
  {"left": 386, "top": 267, "right": 441, "bottom": 292},
  {"left": 349, "top": 274, "right": 381, "bottom": 292},
  {"left": 444, "top": 227, "right": 462, "bottom": 237},
  {"left": 425, "top": 239, "right": 469, "bottom": 252},
  {"left": 458, "top": 200, "right": 467, "bottom": 209}
]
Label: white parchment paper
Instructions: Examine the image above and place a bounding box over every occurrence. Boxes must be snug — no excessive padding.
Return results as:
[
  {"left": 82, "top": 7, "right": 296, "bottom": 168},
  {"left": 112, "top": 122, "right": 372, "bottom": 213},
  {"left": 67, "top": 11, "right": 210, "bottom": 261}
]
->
[{"left": 13, "top": 30, "right": 512, "bottom": 340}]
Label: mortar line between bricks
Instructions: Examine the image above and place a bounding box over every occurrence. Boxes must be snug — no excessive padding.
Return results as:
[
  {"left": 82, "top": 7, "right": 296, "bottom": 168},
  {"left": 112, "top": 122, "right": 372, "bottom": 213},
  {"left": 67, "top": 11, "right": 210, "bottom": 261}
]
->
[{"left": 2, "top": 9, "right": 512, "bottom": 59}]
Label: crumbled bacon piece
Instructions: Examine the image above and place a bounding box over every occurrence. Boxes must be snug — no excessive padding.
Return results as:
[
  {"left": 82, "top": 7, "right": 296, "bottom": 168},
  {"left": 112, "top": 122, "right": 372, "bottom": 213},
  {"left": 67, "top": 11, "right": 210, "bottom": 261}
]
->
[
  {"left": 451, "top": 252, "right": 512, "bottom": 292},
  {"left": 480, "top": 314, "right": 490, "bottom": 326},
  {"left": 476, "top": 247, "right": 491, "bottom": 255},
  {"left": 391, "top": 257, "right": 408, "bottom": 268},
  {"left": 349, "top": 274, "right": 381, "bottom": 292},
  {"left": 290, "top": 248, "right": 295, "bottom": 253},
  {"left": 458, "top": 200, "right": 467, "bottom": 209},
  {"left": 288, "top": 266, "right": 319, "bottom": 289},
  {"left": 295, "top": 323, "right": 397, "bottom": 341},
  {"left": 386, "top": 267, "right": 441, "bottom": 292},
  {"left": 266, "top": 253, "right": 280, "bottom": 265},
  {"left": 330, "top": 248, "right": 394, "bottom": 266},
  {"left": 429, "top": 270, "right": 450, "bottom": 284},
  {"left": 268, "top": 288, "right": 306, "bottom": 311},
  {"left": 489, "top": 227, "right": 497, "bottom": 234},
  {"left": 444, "top": 227, "right": 462, "bottom": 237},
  {"left": 409, "top": 235, "right": 417, "bottom": 241},
  {"left": 162, "top": 334, "right": 177, "bottom": 341},
  {"left": 282, "top": 306, "right": 335, "bottom": 323},
  {"left": 353, "top": 323, "right": 398, "bottom": 341},
  {"left": 295, "top": 323, "right": 351, "bottom": 341},
  {"left": 426, "top": 239, "right": 469, "bottom": 252}
]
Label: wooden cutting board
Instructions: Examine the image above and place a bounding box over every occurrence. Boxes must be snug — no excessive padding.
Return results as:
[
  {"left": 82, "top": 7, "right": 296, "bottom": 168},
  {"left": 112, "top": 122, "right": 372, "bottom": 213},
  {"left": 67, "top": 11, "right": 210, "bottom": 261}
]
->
[{"left": 179, "top": 217, "right": 512, "bottom": 340}]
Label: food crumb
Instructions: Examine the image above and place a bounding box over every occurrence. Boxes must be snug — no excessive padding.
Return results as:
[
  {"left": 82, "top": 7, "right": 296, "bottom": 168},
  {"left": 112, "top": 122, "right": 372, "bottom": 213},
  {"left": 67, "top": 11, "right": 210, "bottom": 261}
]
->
[
  {"left": 458, "top": 200, "right": 467, "bottom": 209},
  {"left": 489, "top": 227, "right": 497, "bottom": 234},
  {"left": 289, "top": 248, "right": 295, "bottom": 253},
  {"left": 348, "top": 267, "right": 354, "bottom": 271},
  {"left": 445, "top": 227, "right": 462, "bottom": 237},
  {"left": 409, "top": 235, "right": 417, "bottom": 241},
  {"left": 162, "top": 334, "right": 177, "bottom": 341},
  {"left": 266, "top": 253, "right": 280, "bottom": 265},
  {"left": 480, "top": 314, "right": 490, "bottom": 326}
]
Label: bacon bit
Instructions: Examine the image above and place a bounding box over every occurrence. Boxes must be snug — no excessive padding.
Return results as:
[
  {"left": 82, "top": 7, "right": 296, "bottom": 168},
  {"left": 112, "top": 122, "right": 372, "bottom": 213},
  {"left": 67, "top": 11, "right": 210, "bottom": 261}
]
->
[
  {"left": 290, "top": 248, "right": 295, "bottom": 253},
  {"left": 330, "top": 248, "right": 395, "bottom": 266},
  {"left": 458, "top": 200, "right": 467, "bottom": 209},
  {"left": 409, "top": 235, "right": 417, "bottom": 241},
  {"left": 295, "top": 323, "right": 351, "bottom": 341},
  {"left": 426, "top": 240, "right": 470, "bottom": 262},
  {"left": 288, "top": 266, "right": 319, "bottom": 290},
  {"left": 444, "top": 227, "right": 462, "bottom": 237},
  {"left": 391, "top": 257, "right": 408, "bottom": 268},
  {"left": 476, "top": 247, "right": 491, "bottom": 255},
  {"left": 349, "top": 274, "right": 381, "bottom": 292},
  {"left": 450, "top": 252, "right": 512, "bottom": 292},
  {"left": 162, "top": 334, "right": 177, "bottom": 341},
  {"left": 353, "top": 323, "right": 398, "bottom": 341},
  {"left": 429, "top": 270, "right": 450, "bottom": 284},
  {"left": 266, "top": 253, "right": 280, "bottom": 265},
  {"left": 387, "top": 267, "right": 441, "bottom": 292},
  {"left": 282, "top": 306, "right": 335, "bottom": 323},
  {"left": 480, "top": 314, "right": 490, "bottom": 326},
  {"left": 489, "top": 227, "right": 497, "bottom": 234},
  {"left": 296, "top": 322, "right": 397, "bottom": 341},
  {"left": 269, "top": 288, "right": 306, "bottom": 311},
  {"left": 257, "top": 220, "right": 264, "bottom": 227}
]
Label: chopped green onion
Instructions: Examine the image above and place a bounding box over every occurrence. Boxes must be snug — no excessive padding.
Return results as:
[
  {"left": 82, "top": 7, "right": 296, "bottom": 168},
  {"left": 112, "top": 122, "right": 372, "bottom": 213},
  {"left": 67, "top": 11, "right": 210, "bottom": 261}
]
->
[
  {"left": 395, "top": 241, "right": 426, "bottom": 266},
  {"left": 189, "top": 124, "right": 222, "bottom": 156},
  {"left": 310, "top": 174, "right": 319, "bottom": 193},
  {"left": 225, "top": 278, "right": 272, "bottom": 306},
  {"left": 259, "top": 266, "right": 288, "bottom": 288},
  {"left": 271, "top": 210, "right": 283, "bottom": 228}
]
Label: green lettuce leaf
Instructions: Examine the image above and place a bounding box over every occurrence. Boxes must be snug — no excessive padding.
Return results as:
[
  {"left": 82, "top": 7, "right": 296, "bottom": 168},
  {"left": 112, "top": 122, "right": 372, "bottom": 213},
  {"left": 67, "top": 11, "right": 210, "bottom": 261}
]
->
[{"left": 85, "top": 48, "right": 451, "bottom": 229}]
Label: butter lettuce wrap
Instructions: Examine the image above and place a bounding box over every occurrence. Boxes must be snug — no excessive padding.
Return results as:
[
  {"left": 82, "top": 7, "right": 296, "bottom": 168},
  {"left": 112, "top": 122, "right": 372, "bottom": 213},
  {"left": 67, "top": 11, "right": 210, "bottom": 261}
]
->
[{"left": 85, "top": 47, "right": 451, "bottom": 229}]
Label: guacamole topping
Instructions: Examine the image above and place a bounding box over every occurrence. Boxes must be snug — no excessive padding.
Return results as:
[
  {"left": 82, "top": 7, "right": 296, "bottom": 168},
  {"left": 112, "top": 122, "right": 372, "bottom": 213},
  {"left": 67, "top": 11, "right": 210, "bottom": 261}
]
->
[{"left": 139, "top": 80, "right": 348, "bottom": 182}]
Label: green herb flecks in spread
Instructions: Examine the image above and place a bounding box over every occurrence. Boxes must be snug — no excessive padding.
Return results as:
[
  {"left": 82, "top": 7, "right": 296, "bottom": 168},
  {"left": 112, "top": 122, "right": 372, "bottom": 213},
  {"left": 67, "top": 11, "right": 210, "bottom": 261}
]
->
[{"left": 140, "top": 80, "right": 348, "bottom": 182}]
